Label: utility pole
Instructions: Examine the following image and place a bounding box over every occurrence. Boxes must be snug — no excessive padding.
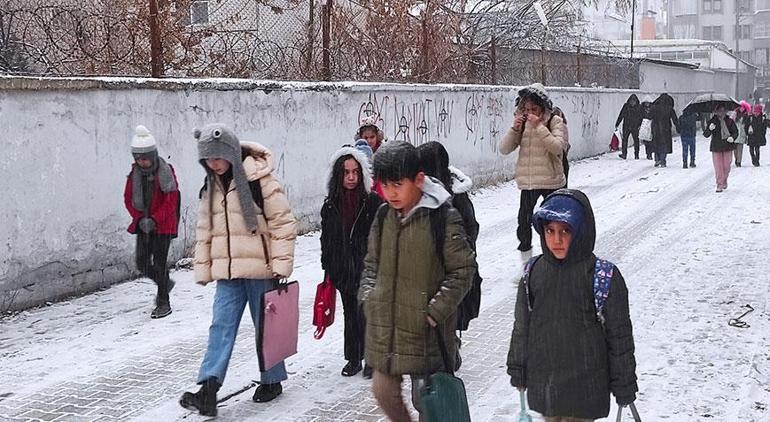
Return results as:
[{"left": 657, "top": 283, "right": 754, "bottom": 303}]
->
[
  {"left": 630, "top": 0, "right": 636, "bottom": 59},
  {"left": 148, "top": 0, "right": 163, "bottom": 77},
  {"left": 735, "top": 1, "right": 740, "bottom": 98}
]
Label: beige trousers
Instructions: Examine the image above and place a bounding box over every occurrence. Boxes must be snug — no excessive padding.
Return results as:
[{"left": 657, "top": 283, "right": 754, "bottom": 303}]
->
[{"left": 371, "top": 370, "right": 427, "bottom": 422}]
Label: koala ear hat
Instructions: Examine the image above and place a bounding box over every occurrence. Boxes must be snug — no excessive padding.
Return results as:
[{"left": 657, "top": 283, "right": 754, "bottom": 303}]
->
[{"left": 195, "top": 123, "right": 259, "bottom": 233}]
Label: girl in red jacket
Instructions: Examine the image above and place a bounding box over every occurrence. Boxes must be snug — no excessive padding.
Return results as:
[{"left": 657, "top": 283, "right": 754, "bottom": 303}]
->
[{"left": 123, "top": 125, "right": 180, "bottom": 319}]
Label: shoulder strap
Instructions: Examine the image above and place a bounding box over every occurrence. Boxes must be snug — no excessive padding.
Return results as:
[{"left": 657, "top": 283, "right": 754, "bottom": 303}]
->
[
  {"left": 376, "top": 202, "right": 389, "bottom": 239},
  {"left": 249, "top": 179, "right": 264, "bottom": 211},
  {"left": 429, "top": 203, "right": 449, "bottom": 267},
  {"left": 198, "top": 176, "right": 208, "bottom": 199},
  {"left": 593, "top": 258, "right": 614, "bottom": 326},
  {"left": 546, "top": 114, "right": 555, "bottom": 130},
  {"left": 521, "top": 255, "right": 541, "bottom": 312}
]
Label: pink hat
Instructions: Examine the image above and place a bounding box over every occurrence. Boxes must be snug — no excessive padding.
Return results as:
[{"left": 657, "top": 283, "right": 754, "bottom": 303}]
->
[
  {"left": 754, "top": 103, "right": 764, "bottom": 114},
  {"left": 739, "top": 100, "right": 752, "bottom": 114}
]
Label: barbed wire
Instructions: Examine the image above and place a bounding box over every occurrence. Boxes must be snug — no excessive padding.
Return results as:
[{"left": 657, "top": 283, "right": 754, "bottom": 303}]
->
[{"left": 0, "top": 0, "right": 637, "bottom": 88}]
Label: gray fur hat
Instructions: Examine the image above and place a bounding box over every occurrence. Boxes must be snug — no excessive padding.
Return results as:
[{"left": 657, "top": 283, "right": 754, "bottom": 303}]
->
[
  {"left": 518, "top": 83, "right": 553, "bottom": 111},
  {"left": 194, "top": 123, "right": 259, "bottom": 233}
]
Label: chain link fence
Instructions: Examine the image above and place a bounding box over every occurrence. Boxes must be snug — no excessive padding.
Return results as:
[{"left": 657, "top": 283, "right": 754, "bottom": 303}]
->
[{"left": 0, "top": 0, "right": 639, "bottom": 88}]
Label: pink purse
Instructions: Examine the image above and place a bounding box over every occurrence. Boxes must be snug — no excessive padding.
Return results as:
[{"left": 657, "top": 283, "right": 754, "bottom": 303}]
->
[{"left": 258, "top": 281, "right": 300, "bottom": 371}]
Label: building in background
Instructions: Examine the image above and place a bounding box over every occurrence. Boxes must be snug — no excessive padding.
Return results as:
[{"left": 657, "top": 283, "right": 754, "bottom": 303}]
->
[{"left": 667, "top": 0, "right": 769, "bottom": 98}]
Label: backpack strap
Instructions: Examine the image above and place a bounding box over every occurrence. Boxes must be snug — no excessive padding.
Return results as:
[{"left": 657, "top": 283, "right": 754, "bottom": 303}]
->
[
  {"left": 248, "top": 179, "right": 264, "bottom": 211},
  {"left": 521, "top": 255, "right": 541, "bottom": 312},
  {"left": 593, "top": 258, "right": 614, "bottom": 326},
  {"left": 429, "top": 203, "right": 449, "bottom": 267}
]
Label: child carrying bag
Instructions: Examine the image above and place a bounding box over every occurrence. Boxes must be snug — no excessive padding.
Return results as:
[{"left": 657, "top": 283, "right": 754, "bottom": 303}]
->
[
  {"left": 419, "top": 326, "right": 472, "bottom": 422},
  {"left": 257, "top": 280, "right": 300, "bottom": 371}
]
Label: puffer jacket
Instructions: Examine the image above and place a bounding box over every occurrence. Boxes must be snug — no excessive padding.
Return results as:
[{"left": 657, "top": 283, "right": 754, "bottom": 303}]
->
[
  {"left": 194, "top": 142, "right": 298, "bottom": 283},
  {"left": 507, "top": 190, "right": 638, "bottom": 419},
  {"left": 359, "top": 178, "right": 476, "bottom": 375},
  {"left": 499, "top": 113, "right": 566, "bottom": 190},
  {"left": 747, "top": 114, "right": 768, "bottom": 147}
]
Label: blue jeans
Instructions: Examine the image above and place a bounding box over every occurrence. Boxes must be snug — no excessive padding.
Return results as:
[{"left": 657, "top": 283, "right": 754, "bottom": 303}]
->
[
  {"left": 681, "top": 136, "right": 696, "bottom": 163},
  {"left": 197, "top": 279, "right": 288, "bottom": 385}
]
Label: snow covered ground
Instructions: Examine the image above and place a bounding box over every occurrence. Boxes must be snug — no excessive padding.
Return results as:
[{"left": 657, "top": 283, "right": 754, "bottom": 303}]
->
[{"left": 1, "top": 136, "right": 769, "bottom": 422}]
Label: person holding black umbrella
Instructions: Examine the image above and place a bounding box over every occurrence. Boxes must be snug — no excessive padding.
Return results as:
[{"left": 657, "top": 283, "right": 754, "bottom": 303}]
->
[{"left": 703, "top": 105, "right": 738, "bottom": 193}]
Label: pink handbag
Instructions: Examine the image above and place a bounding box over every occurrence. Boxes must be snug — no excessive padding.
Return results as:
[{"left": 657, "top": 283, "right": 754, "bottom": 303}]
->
[{"left": 258, "top": 281, "right": 300, "bottom": 371}]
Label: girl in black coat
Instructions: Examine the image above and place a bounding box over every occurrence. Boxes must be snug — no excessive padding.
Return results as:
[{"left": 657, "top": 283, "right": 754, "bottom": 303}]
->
[
  {"left": 320, "top": 145, "right": 382, "bottom": 377},
  {"left": 651, "top": 93, "right": 679, "bottom": 167},
  {"left": 703, "top": 105, "right": 739, "bottom": 192},
  {"left": 747, "top": 104, "right": 768, "bottom": 166},
  {"left": 615, "top": 94, "right": 643, "bottom": 159},
  {"left": 507, "top": 190, "right": 638, "bottom": 420}
]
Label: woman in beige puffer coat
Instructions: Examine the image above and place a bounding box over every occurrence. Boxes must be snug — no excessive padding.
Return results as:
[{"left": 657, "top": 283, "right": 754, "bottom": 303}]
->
[
  {"left": 499, "top": 83, "right": 567, "bottom": 260},
  {"left": 181, "top": 124, "right": 298, "bottom": 417}
]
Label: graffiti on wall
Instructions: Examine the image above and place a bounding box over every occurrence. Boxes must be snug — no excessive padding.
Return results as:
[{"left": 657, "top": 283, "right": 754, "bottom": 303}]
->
[{"left": 356, "top": 92, "right": 507, "bottom": 150}]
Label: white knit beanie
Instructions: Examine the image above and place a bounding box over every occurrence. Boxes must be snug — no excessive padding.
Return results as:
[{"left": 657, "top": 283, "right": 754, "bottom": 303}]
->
[{"left": 131, "top": 125, "right": 157, "bottom": 154}]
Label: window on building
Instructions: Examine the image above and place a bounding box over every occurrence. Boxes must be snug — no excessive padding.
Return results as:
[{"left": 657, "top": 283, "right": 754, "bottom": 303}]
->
[
  {"left": 703, "top": 0, "right": 712, "bottom": 12},
  {"left": 674, "top": 0, "right": 698, "bottom": 15},
  {"left": 757, "top": 0, "right": 770, "bottom": 10},
  {"left": 674, "top": 24, "right": 697, "bottom": 38},
  {"left": 713, "top": 0, "right": 723, "bottom": 12},
  {"left": 756, "top": 48, "right": 769, "bottom": 65},
  {"left": 738, "top": 0, "right": 753, "bottom": 13},
  {"left": 661, "top": 52, "right": 679, "bottom": 60},
  {"left": 677, "top": 52, "right": 694, "bottom": 60},
  {"left": 738, "top": 24, "right": 753, "bottom": 39},
  {"left": 703, "top": 26, "right": 723, "bottom": 40},
  {"left": 187, "top": 0, "right": 209, "bottom": 25},
  {"left": 757, "top": 22, "right": 770, "bottom": 38},
  {"left": 693, "top": 51, "right": 710, "bottom": 59}
]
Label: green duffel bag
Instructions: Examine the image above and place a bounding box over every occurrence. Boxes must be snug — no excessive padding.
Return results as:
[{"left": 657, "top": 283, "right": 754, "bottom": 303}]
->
[{"left": 419, "top": 327, "right": 471, "bottom": 422}]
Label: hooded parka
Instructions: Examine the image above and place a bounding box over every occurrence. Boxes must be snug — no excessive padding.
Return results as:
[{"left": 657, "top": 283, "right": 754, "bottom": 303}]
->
[
  {"left": 652, "top": 94, "right": 679, "bottom": 154},
  {"left": 615, "top": 94, "right": 643, "bottom": 132},
  {"left": 358, "top": 178, "right": 477, "bottom": 375},
  {"left": 507, "top": 190, "right": 638, "bottom": 419},
  {"left": 194, "top": 142, "right": 298, "bottom": 283}
]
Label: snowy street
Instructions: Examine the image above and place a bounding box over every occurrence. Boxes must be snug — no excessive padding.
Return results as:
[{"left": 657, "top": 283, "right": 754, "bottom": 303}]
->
[{"left": 2, "top": 136, "right": 770, "bottom": 422}]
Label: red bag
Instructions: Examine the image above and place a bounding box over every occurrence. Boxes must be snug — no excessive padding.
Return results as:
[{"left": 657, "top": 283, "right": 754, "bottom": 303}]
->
[
  {"left": 610, "top": 131, "right": 620, "bottom": 152},
  {"left": 312, "top": 275, "right": 336, "bottom": 339}
]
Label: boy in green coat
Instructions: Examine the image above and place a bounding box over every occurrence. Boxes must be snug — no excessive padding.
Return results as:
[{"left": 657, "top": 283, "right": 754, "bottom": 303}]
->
[{"left": 358, "top": 141, "right": 477, "bottom": 422}]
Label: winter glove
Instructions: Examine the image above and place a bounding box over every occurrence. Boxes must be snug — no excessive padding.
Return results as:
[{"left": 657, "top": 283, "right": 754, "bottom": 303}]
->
[
  {"left": 616, "top": 392, "right": 636, "bottom": 407},
  {"left": 709, "top": 123, "right": 716, "bottom": 131},
  {"left": 726, "top": 137, "right": 735, "bottom": 143},
  {"left": 138, "top": 217, "right": 156, "bottom": 234}
]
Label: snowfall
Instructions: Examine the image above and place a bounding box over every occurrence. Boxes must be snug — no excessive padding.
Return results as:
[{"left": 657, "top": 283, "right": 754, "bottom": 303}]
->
[{"left": 1, "top": 137, "right": 769, "bottom": 422}]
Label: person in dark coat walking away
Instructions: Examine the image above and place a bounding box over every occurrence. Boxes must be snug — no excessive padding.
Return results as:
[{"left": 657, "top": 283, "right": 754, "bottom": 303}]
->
[
  {"left": 123, "top": 125, "right": 180, "bottom": 319},
  {"left": 638, "top": 97, "right": 655, "bottom": 160},
  {"left": 747, "top": 103, "right": 769, "bottom": 166},
  {"left": 417, "top": 141, "right": 483, "bottom": 369},
  {"left": 704, "top": 105, "right": 738, "bottom": 192},
  {"left": 320, "top": 144, "right": 382, "bottom": 378},
  {"left": 359, "top": 141, "right": 476, "bottom": 422},
  {"left": 615, "top": 94, "right": 643, "bottom": 159},
  {"left": 651, "top": 93, "right": 679, "bottom": 167},
  {"left": 679, "top": 111, "right": 698, "bottom": 168},
  {"left": 180, "top": 124, "right": 298, "bottom": 416},
  {"left": 507, "top": 189, "right": 638, "bottom": 421}
]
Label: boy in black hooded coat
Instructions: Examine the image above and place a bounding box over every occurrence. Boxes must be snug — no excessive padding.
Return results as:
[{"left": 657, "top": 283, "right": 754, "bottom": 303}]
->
[{"left": 507, "top": 189, "right": 638, "bottom": 420}]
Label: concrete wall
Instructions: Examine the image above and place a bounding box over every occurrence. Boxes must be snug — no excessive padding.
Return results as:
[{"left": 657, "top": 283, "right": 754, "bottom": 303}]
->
[{"left": 0, "top": 76, "right": 704, "bottom": 311}]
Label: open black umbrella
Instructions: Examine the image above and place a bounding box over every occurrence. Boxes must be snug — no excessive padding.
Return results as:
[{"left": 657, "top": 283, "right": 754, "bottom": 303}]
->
[{"left": 682, "top": 93, "right": 739, "bottom": 115}]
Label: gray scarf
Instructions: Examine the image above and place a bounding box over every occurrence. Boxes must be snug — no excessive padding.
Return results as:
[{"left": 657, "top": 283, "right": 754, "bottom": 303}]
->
[
  {"left": 131, "top": 156, "right": 177, "bottom": 212},
  {"left": 717, "top": 116, "right": 731, "bottom": 140}
]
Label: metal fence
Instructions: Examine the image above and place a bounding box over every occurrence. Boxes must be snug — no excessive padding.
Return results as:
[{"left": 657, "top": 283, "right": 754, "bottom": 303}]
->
[{"left": 0, "top": 0, "right": 639, "bottom": 88}]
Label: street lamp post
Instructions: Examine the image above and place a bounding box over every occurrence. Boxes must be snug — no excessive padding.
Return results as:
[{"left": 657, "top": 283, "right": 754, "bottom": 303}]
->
[{"left": 630, "top": 0, "right": 636, "bottom": 59}]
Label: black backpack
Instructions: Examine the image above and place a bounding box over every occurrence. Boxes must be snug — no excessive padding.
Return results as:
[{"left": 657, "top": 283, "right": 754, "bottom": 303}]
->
[{"left": 376, "top": 202, "right": 448, "bottom": 266}]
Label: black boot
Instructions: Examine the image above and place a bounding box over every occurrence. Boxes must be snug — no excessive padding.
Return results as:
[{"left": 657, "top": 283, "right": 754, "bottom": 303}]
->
[
  {"left": 690, "top": 160, "right": 696, "bottom": 168},
  {"left": 180, "top": 378, "right": 220, "bottom": 416},
  {"left": 151, "top": 298, "right": 172, "bottom": 319},
  {"left": 362, "top": 364, "right": 373, "bottom": 379},
  {"left": 619, "top": 153, "right": 627, "bottom": 160},
  {"left": 683, "top": 161, "right": 688, "bottom": 169},
  {"left": 341, "top": 361, "right": 362, "bottom": 377},
  {"left": 253, "top": 382, "right": 282, "bottom": 403}
]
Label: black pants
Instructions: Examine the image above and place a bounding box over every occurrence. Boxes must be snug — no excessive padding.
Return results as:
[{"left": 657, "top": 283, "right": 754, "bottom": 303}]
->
[
  {"left": 517, "top": 189, "right": 559, "bottom": 251},
  {"left": 340, "top": 291, "right": 365, "bottom": 363},
  {"left": 621, "top": 127, "right": 640, "bottom": 157},
  {"left": 136, "top": 233, "right": 172, "bottom": 305},
  {"left": 749, "top": 145, "right": 761, "bottom": 165},
  {"left": 562, "top": 155, "right": 569, "bottom": 188}
]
